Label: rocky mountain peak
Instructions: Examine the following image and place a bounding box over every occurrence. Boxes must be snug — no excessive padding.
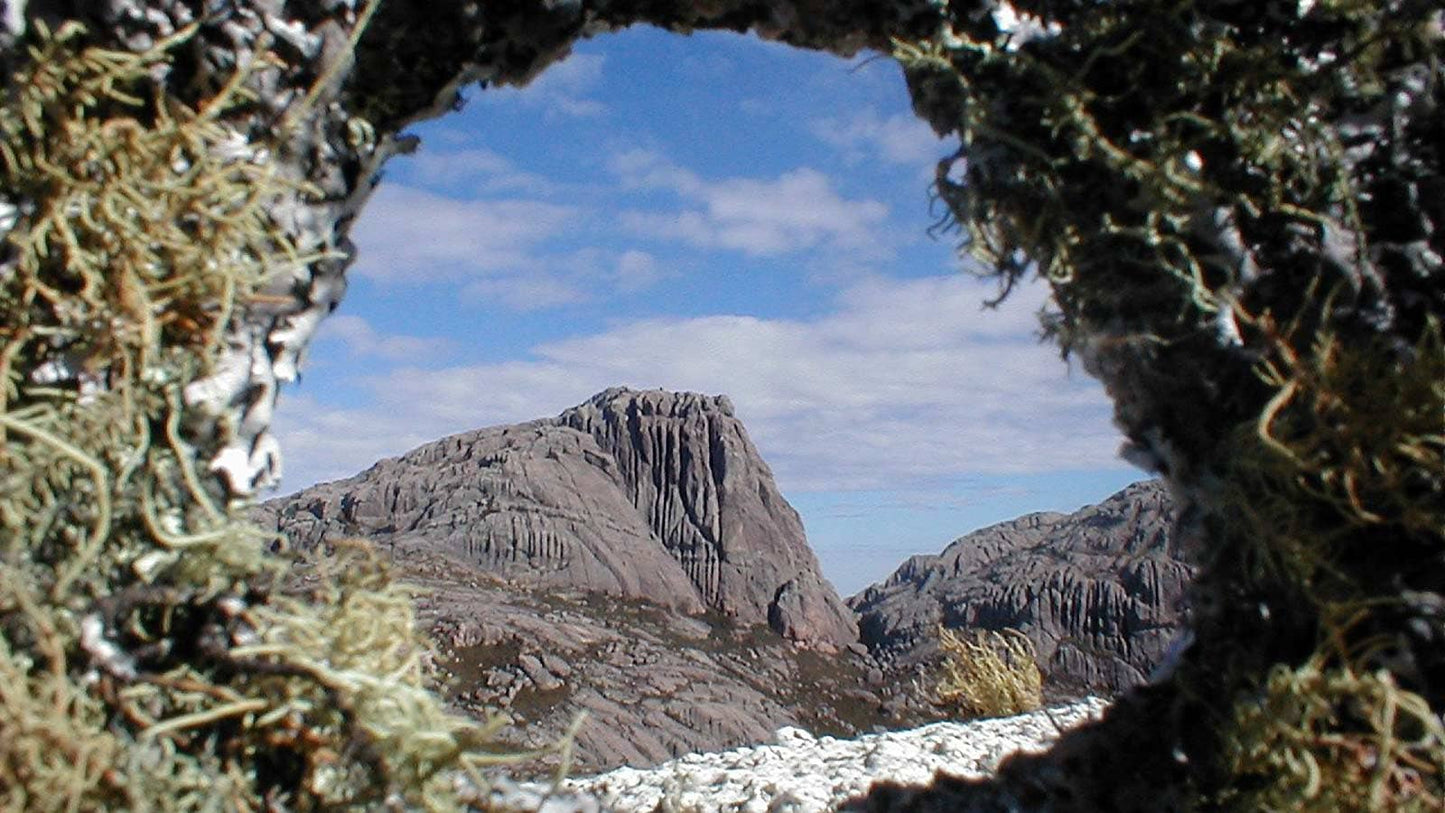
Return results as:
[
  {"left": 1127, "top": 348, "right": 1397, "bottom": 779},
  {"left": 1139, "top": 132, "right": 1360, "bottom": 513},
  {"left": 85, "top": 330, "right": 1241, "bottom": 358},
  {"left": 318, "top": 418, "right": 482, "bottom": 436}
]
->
[
  {"left": 851, "top": 480, "right": 1193, "bottom": 695},
  {"left": 571, "top": 386, "right": 737, "bottom": 419},
  {"left": 258, "top": 388, "right": 856, "bottom": 648}
]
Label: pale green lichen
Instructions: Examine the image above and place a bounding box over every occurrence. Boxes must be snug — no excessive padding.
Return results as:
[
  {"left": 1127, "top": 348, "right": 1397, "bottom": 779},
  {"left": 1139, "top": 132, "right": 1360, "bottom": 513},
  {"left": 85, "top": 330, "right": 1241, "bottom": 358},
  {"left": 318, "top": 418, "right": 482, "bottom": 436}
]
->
[
  {"left": 0, "top": 21, "right": 547, "bottom": 811},
  {"left": 893, "top": 0, "right": 1444, "bottom": 807},
  {"left": 1222, "top": 612, "right": 1445, "bottom": 811}
]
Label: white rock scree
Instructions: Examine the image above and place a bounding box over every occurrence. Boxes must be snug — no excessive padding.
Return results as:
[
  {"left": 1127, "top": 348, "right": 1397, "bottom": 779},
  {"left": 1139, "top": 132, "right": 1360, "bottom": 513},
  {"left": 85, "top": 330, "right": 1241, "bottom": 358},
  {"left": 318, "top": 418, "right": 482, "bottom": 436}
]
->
[{"left": 487, "top": 698, "right": 1109, "bottom": 812}]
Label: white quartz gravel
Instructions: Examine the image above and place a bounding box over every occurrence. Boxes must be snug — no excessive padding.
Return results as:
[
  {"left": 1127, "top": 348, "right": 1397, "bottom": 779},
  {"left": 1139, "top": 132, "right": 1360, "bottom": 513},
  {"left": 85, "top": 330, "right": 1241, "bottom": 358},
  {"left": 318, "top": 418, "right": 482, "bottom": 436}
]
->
[{"left": 560, "top": 698, "right": 1109, "bottom": 812}]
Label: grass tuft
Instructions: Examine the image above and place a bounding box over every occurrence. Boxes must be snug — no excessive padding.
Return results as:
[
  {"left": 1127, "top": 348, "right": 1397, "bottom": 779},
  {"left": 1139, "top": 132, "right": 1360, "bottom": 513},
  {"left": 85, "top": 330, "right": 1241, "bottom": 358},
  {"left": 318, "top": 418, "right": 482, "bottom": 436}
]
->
[{"left": 933, "top": 627, "right": 1043, "bottom": 720}]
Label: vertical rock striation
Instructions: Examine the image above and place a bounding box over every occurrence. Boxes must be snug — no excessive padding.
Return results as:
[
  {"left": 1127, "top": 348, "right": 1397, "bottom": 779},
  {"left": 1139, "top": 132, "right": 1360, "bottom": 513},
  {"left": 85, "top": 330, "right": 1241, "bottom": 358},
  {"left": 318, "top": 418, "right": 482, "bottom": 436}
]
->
[
  {"left": 851, "top": 481, "right": 1192, "bottom": 696},
  {"left": 6, "top": 1, "right": 1439, "bottom": 807},
  {"left": 559, "top": 388, "right": 858, "bottom": 645},
  {"left": 258, "top": 388, "right": 858, "bottom": 648}
]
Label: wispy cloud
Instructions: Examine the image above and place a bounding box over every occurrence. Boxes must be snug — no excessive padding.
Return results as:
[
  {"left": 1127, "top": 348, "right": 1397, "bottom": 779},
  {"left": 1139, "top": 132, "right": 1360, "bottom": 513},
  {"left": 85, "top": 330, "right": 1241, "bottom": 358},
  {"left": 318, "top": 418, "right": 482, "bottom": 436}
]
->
[
  {"left": 462, "top": 275, "right": 590, "bottom": 311},
  {"left": 346, "top": 183, "right": 669, "bottom": 310},
  {"left": 811, "top": 109, "right": 949, "bottom": 169},
  {"left": 316, "top": 315, "right": 452, "bottom": 362},
  {"left": 486, "top": 52, "right": 608, "bottom": 118},
  {"left": 609, "top": 150, "right": 889, "bottom": 257},
  {"left": 612, "top": 249, "right": 667, "bottom": 291},
  {"left": 401, "top": 147, "right": 558, "bottom": 196},
  {"left": 349, "top": 184, "right": 575, "bottom": 283},
  {"left": 271, "top": 275, "right": 1124, "bottom": 494}
]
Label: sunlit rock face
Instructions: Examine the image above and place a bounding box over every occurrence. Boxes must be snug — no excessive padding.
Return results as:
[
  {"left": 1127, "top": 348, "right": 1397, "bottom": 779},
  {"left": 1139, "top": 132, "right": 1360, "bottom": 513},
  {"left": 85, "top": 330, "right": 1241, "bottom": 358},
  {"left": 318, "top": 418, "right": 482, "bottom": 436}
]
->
[
  {"left": 258, "top": 387, "right": 858, "bottom": 648},
  {"left": 560, "top": 388, "right": 859, "bottom": 646},
  {"left": 852, "top": 481, "right": 1193, "bottom": 697}
]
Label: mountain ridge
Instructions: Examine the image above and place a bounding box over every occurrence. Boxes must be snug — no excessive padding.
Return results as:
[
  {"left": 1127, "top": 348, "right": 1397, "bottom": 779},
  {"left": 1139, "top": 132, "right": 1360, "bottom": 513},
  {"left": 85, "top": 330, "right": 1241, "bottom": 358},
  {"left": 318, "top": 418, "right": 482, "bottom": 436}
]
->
[
  {"left": 850, "top": 479, "right": 1192, "bottom": 695},
  {"left": 256, "top": 390, "right": 1191, "bottom": 772},
  {"left": 257, "top": 386, "right": 857, "bottom": 648}
]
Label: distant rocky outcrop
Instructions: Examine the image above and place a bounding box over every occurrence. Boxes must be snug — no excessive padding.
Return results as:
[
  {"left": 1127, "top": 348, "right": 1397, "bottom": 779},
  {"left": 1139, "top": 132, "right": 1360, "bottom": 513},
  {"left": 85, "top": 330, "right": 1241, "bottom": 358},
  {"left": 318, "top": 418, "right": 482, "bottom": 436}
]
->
[
  {"left": 850, "top": 481, "right": 1193, "bottom": 696},
  {"left": 257, "top": 394, "right": 1190, "bottom": 772},
  {"left": 256, "top": 387, "right": 857, "bottom": 649}
]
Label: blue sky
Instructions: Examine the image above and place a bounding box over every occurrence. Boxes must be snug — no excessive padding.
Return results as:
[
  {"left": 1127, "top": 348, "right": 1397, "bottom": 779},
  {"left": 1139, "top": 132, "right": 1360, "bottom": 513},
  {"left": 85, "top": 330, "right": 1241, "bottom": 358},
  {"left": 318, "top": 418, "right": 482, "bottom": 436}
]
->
[{"left": 269, "top": 26, "right": 1146, "bottom": 595}]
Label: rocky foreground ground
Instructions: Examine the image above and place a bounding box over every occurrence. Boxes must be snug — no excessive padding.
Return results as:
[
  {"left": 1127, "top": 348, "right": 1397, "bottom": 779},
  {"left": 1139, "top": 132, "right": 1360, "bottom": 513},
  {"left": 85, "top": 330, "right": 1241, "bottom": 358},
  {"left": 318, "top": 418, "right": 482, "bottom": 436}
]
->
[
  {"left": 401, "top": 550, "right": 936, "bottom": 775},
  {"left": 484, "top": 698, "right": 1111, "bottom": 812}
]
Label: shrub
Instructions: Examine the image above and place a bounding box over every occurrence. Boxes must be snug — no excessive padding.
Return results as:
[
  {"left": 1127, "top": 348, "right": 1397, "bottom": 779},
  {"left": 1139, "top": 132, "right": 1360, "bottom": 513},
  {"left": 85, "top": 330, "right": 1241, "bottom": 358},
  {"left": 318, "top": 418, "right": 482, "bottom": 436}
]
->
[{"left": 933, "top": 627, "right": 1043, "bottom": 719}]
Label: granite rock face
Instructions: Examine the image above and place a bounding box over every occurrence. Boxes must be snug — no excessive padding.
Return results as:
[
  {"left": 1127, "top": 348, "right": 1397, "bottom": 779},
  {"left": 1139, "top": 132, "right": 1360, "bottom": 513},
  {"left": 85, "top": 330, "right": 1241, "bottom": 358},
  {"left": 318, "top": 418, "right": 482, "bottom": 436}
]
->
[
  {"left": 257, "top": 387, "right": 857, "bottom": 648},
  {"left": 851, "top": 481, "right": 1193, "bottom": 695},
  {"left": 8, "top": 1, "right": 1437, "bottom": 809},
  {"left": 559, "top": 388, "right": 857, "bottom": 644},
  {"left": 405, "top": 552, "right": 922, "bottom": 776}
]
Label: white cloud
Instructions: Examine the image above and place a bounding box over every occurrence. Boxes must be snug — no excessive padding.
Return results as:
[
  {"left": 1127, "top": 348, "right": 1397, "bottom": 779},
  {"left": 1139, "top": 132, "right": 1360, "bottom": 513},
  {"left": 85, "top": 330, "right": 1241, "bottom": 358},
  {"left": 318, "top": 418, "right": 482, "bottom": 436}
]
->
[
  {"left": 463, "top": 275, "right": 590, "bottom": 311},
  {"left": 613, "top": 250, "right": 666, "bottom": 291},
  {"left": 346, "top": 183, "right": 671, "bottom": 311},
  {"left": 811, "top": 109, "right": 948, "bottom": 168},
  {"left": 608, "top": 149, "right": 706, "bottom": 195},
  {"left": 349, "top": 184, "right": 575, "bottom": 282},
  {"left": 609, "top": 150, "right": 889, "bottom": 257},
  {"left": 317, "top": 315, "right": 451, "bottom": 361},
  {"left": 488, "top": 52, "right": 607, "bottom": 117},
  {"left": 271, "top": 275, "right": 1125, "bottom": 494},
  {"left": 401, "top": 147, "right": 557, "bottom": 195},
  {"left": 268, "top": 394, "right": 446, "bottom": 492}
]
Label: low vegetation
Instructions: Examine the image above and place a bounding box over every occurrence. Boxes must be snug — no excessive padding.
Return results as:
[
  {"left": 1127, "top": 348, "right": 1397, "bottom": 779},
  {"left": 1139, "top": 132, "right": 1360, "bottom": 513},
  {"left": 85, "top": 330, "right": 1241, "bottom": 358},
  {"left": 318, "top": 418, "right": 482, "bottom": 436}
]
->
[
  {"left": 894, "top": 0, "right": 1444, "bottom": 806},
  {"left": 0, "top": 22, "right": 542, "bottom": 810},
  {"left": 2, "top": 0, "right": 1440, "bottom": 809},
  {"left": 932, "top": 628, "right": 1043, "bottom": 720}
]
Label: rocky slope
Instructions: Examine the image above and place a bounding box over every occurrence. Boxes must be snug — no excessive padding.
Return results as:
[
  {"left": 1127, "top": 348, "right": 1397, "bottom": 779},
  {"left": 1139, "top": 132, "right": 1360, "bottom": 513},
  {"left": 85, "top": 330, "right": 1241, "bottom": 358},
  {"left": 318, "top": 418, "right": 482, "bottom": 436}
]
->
[
  {"left": 256, "top": 389, "right": 900, "bottom": 772},
  {"left": 851, "top": 481, "right": 1193, "bottom": 696},
  {"left": 573, "top": 698, "right": 1109, "bottom": 812},
  {"left": 257, "top": 387, "right": 856, "bottom": 648},
  {"left": 402, "top": 551, "right": 927, "bottom": 776},
  {"left": 257, "top": 393, "right": 1190, "bottom": 773}
]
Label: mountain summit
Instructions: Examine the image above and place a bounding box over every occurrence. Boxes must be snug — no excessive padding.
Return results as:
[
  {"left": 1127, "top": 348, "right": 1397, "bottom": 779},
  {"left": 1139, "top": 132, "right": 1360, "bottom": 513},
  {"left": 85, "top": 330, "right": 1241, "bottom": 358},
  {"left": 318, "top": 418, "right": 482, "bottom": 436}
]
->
[
  {"left": 258, "top": 387, "right": 857, "bottom": 649},
  {"left": 257, "top": 398, "right": 1189, "bottom": 771}
]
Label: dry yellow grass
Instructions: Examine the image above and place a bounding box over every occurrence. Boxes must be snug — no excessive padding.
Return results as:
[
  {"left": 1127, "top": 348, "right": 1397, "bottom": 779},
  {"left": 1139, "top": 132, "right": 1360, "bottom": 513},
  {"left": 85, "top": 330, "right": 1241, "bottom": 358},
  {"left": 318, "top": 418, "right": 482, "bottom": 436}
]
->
[{"left": 933, "top": 627, "right": 1043, "bottom": 720}]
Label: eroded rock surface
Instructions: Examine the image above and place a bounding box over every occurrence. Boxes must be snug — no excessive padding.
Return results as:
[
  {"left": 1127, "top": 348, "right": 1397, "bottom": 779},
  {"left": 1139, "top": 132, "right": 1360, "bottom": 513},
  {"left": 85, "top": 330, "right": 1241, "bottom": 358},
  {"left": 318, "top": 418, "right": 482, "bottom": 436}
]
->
[
  {"left": 257, "top": 388, "right": 857, "bottom": 648},
  {"left": 257, "top": 394, "right": 1194, "bottom": 772},
  {"left": 560, "top": 388, "right": 857, "bottom": 644},
  {"left": 851, "top": 481, "right": 1192, "bottom": 696},
  {"left": 6, "top": 0, "right": 1437, "bottom": 809},
  {"left": 256, "top": 394, "right": 1189, "bottom": 775},
  {"left": 401, "top": 552, "right": 926, "bottom": 776}
]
